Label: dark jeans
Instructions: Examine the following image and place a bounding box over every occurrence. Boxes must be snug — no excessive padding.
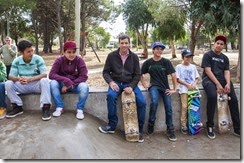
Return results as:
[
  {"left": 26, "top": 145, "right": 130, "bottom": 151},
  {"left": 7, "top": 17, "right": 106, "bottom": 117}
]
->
[
  {"left": 0, "top": 82, "right": 7, "bottom": 108},
  {"left": 148, "top": 86, "right": 174, "bottom": 130},
  {"left": 106, "top": 82, "right": 146, "bottom": 133},
  {"left": 6, "top": 65, "right": 11, "bottom": 79},
  {"left": 202, "top": 79, "right": 240, "bottom": 130}
]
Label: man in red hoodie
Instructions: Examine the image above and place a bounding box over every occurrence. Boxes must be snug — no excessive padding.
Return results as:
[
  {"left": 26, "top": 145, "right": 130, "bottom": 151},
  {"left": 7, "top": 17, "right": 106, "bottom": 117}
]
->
[{"left": 49, "top": 41, "right": 89, "bottom": 120}]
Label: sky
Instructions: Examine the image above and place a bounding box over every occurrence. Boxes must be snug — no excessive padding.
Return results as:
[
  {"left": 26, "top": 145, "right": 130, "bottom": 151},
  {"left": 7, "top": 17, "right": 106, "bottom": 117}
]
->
[{"left": 100, "top": 0, "right": 126, "bottom": 39}]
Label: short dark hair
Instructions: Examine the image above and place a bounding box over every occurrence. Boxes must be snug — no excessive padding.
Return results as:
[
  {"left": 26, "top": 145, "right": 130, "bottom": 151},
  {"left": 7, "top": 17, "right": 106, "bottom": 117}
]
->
[
  {"left": 118, "top": 34, "right": 130, "bottom": 43},
  {"left": 17, "top": 40, "right": 33, "bottom": 52}
]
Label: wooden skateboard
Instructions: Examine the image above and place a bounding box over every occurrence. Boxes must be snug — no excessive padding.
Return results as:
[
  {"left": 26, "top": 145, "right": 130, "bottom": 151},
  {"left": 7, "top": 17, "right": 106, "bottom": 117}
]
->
[
  {"left": 121, "top": 91, "right": 139, "bottom": 142},
  {"left": 217, "top": 93, "right": 231, "bottom": 134},
  {"left": 187, "top": 89, "right": 202, "bottom": 135}
]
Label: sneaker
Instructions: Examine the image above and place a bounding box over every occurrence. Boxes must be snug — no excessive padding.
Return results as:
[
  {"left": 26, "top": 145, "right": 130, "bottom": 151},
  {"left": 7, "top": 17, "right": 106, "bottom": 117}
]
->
[
  {"left": 53, "top": 107, "right": 64, "bottom": 117},
  {"left": 234, "top": 128, "right": 240, "bottom": 137},
  {"left": 147, "top": 123, "right": 154, "bottom": 134},
  {"left": 181, "top": 126, "right": 188, "bottom": 135},
  {"left": 42, "top": 104, "right": 51, "bottom": 121},
  {"left": 76, "top": 109, "right": 84, "bottom": 120},
  {"left": 6, "top": 104, "right": 23, "bottom": 118},
  {"left": 98, "top": 125, "right": 115, "bottom": 134},
  {"left": 0, "top": 107, "right": 6, "bottom": 119},
  {"left": 167, "top": 129, "right": 177, "bottom": 142},
  {"left": 138, "top": 134, "right": 144, "bottom": 143},
  {"left": 207, "top": 127, "right": 216, "bottom": 139}
]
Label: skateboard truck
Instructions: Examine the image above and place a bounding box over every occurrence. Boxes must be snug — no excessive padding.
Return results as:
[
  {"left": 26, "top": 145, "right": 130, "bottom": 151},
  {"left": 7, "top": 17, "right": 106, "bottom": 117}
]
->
[
  {"left": 219, "top": 94, "right": 231, "bottom": 101},
  {"left": 190, "top": 94, "right": 202, "bottom": 98}
]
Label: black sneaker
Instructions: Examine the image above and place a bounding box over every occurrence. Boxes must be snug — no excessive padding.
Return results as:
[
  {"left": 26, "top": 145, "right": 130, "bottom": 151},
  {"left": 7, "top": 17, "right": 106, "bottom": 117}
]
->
[
  {"left": 207, "top": 127, "right": 216, "bottom": 139},
  {"left": 147, "top": 123, "right": 154, "bottom": 134},
  {"left": 167, "top": 129, "right": 177, "bottom": 142},
  {"left": 6, "top": 104, "right": 23, "bottom": 118},
  {"left": 98, "top": 125, "right": 115, "bottom": 134},
  {"left": 138, "top": 134, "right": 144, "bottom": 143},
  {"left": 42, "top": 104, "right": 51, "bottom": 121},
  {"left": 234, "top": 128, "right": 240, "bottom": 137}
]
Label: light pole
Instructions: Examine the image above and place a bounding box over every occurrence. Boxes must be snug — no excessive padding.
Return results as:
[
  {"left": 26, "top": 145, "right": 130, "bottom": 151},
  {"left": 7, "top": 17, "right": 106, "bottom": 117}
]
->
[{"left": 75, "top": 0, "right": 80, "bottom": 55}]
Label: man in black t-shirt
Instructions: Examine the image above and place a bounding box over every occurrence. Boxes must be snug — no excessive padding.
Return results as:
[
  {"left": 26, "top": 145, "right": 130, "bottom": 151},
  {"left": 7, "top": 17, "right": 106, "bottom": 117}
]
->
[
  {"left": 201, "top": 35, "right": 240, "bottom": 139},
  {"left": 141, "top": 42, "right": 177, "bottom": 142}
]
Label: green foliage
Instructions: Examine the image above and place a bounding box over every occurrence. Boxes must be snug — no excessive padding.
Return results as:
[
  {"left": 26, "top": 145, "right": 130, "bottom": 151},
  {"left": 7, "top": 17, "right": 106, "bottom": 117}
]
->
[
  {"left": 188, "top": 0, "right": 240, "bottom": 35},
  {"left": 122, "top": 0, "right": 154, "bottom": 30},
  {"left": 88, "top": 26, "right": 110, "bottom": 48},
  {"left": 146, "top": 0, "right": 186, "bottom": 42}
]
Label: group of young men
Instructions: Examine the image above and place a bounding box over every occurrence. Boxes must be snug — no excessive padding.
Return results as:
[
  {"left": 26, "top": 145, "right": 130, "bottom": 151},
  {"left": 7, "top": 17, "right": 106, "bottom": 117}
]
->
[{"left": 0, "top": 34, "right": 240, "bottom": 144}]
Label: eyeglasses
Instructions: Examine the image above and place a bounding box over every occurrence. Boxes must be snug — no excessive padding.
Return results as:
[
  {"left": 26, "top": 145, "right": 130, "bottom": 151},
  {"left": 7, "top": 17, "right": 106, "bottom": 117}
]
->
[{"left": 5, "top": 40, "right": 10, "bottom": 41}]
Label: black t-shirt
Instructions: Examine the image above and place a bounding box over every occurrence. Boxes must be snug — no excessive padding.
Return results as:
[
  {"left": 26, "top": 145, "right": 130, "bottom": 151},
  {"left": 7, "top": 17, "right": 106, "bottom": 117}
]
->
[
  {"left": 141, "top": 57, "right": 175, "bottom": 91},
  {"left": 201, "top": 50, "right": 229, "bottom": 82}
]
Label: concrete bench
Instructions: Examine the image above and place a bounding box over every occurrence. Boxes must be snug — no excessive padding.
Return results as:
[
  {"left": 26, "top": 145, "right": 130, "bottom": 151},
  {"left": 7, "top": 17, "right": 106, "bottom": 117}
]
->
[{"left": 5, "top": 85, "right": 240, "bottom": 132}]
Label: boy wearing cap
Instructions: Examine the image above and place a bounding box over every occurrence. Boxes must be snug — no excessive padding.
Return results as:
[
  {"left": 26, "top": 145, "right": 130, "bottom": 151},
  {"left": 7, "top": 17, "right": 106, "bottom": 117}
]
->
[
  {"left": 201, "top": 35, "right": 240, "bottom": 139},
  {"left": 141, "top": 41, "right": 177, "bottom": 142},
  {"left": 49, "top": 41, "right": 89, "bottom": 120},
  {"left": 98, "top": 34, "right": 146, "bottom": 143},
  {"left": 175, "top": 49, "right": 199, "bottom": 134},
  {"left": 5, "top": 40, "right": 52, "bottom": 120}
]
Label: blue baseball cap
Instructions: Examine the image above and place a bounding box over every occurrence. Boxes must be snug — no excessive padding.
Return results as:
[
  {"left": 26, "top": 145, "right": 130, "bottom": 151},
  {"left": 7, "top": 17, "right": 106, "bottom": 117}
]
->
[
  {"left": 152, "top": 42, "right": 165, "bottom": 50},
  {"left": 181, "top": 49, "right": 194, "bottom": 57}
]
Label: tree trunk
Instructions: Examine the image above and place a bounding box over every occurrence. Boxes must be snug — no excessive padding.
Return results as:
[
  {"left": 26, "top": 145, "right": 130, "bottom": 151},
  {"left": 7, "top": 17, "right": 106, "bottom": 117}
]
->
[
  {"left": 80, "top": 1, "right": 86, "bottom": 56},
  {"left": 170, "top": 39, "right": 176, "bottom": 58},
  {"left": 57, "top": 0, "right": 63, "bottom": 54},
  {"left": 236, "top": 30, "right": 240, "bottom": 83},
  {"left": 137, "top": 30, "right": 148, "bottom": 58}
]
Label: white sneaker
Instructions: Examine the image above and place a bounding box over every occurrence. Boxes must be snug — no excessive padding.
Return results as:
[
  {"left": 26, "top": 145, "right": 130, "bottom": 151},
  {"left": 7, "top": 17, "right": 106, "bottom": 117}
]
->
[
  {"left": 53, "top": 107, "right": 63, "bottom": 117},
  {"left": 76, "top": 109, "right": 84, "bottom": 120}
]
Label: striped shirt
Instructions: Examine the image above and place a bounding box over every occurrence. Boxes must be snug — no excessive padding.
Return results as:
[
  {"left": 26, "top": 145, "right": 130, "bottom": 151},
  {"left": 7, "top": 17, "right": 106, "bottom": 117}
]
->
[{"left": 9, "top": 54, "right": 47, "bottom": 77}]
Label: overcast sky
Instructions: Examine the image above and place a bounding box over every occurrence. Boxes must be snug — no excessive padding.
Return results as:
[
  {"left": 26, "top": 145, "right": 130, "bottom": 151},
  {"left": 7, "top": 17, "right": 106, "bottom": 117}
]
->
[{"left": 100, "top": 0, "right": 126, "bottom": 38}]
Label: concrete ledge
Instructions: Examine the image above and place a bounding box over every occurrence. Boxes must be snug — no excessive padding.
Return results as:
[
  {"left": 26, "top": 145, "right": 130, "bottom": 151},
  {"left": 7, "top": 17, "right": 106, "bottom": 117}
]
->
[{"left": 5, "top": 85, "right": 240, "bottom": 132}]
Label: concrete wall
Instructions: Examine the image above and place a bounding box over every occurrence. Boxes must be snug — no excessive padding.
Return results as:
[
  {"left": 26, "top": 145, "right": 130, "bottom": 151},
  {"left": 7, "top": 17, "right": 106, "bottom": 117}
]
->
[{"left": 5, "top": 85, "right": 240, "bottom": 132}]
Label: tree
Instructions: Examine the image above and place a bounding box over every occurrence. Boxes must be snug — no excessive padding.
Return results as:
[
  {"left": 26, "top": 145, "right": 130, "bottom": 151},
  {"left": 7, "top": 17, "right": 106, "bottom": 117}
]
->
[
  {"left": 79, "top": 0, "right": 118, "bottom": 56},
  {"left": 146, "top": 0, "right": 186, "bottom": 58},
  {"left": 122, "top": 0, "right": 154, "bottom": 58},
  {"left": 185, "top": 0, "right": 240, "bottom": 81},
  {"left": 88, "top": 26, "right": 110, "bottom": 50}
]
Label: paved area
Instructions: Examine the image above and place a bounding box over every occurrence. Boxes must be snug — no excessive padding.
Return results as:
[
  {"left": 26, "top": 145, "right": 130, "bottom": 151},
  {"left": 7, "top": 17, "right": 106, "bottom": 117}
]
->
[{"left": 0, "top": 111, "right": 241, "bottom": 159}]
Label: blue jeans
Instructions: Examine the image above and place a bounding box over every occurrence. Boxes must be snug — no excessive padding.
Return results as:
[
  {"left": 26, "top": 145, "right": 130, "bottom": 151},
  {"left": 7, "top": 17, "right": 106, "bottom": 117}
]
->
[
  {"left": 0, "top": 82, "right": 7, "bottom": 108},
  {"left": 50, "top": 80, "right": 89, "bottom": 110},
  {"left": 107, "top": 82, "right": 146, "bottom": 133},
  {"left": 148, "top": 86, "right": 174, "bottom": 129}
]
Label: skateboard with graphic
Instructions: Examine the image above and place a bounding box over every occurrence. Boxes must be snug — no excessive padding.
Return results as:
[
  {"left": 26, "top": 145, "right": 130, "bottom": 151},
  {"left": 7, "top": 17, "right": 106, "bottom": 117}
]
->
[
  {"left": 121, "top": 91, "right": 139, "bottom": 142},
  {"left": 188, "top": 89, "right": 202, "bottom": 135},
  {"left": 217, "top": 93, "right": 231, "bottom": 134}
]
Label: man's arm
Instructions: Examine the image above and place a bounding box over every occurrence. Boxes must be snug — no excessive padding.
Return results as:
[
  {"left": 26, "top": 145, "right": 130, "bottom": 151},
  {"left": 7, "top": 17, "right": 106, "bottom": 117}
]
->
[
  {"left": 204, "top": 67, "right": 224, "bottom": 93},
  {"left": 224, "top": 70, "right": 230, "bottom": 93}
]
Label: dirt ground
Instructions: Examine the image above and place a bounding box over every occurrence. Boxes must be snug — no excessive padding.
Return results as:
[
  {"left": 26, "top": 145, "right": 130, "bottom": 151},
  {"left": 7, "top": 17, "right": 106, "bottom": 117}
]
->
[{"left": 40, "top": 49, "right": 239, "bottom": 88}]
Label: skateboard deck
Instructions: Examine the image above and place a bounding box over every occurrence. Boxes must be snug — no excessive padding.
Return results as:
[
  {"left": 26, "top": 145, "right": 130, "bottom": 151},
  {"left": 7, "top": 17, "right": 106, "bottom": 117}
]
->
[
  {"left": 121, "top": 91, "right": 139, "bottom": 142},
  {"left": 188, "top": 89, "right": 202, "bottom": 135},
  {"left": 141, "top": 73, "right": 151, "bottom": 90},
  {"left": 217, "top": 93, "right": 231, "bottom": 134}
]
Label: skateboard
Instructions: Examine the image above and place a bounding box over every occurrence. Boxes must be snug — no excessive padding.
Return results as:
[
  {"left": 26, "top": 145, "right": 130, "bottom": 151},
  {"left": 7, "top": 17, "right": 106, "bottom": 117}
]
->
[
  {"left": 121, "top": 91, "right": 139, "bottom": 142},
  {"left": 187, "top": 89, "right": 202, "bottom": 135},
  {"left": 217, "top": 93, "right": 231, "bottom": 134}
]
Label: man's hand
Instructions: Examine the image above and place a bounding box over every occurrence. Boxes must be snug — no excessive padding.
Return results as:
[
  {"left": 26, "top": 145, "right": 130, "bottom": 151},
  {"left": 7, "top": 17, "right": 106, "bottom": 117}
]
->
[
  {"left": 19, "top": 76, "right": 28, "bottom": 85},
  {"left": 165, "top": 89, "right": 176, "bottom": 96},
  {"left": 224, "top": 84, "right": 230, "bottom": 94},
  {"left": 109, "top": 81, "right": 119, "bottom": 92},
  {"left": 123, "top": 87, "right": 133, "bottom": 94},
  {"left": 216, "top": 83, "right": 224, "bottom": 94}
]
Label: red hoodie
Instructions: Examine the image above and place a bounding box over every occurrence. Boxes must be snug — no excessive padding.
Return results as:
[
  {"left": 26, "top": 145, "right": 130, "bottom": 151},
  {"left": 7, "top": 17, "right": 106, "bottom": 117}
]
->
[{"left": 49, "top": 55, "right": 88, "bottom": 87}]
